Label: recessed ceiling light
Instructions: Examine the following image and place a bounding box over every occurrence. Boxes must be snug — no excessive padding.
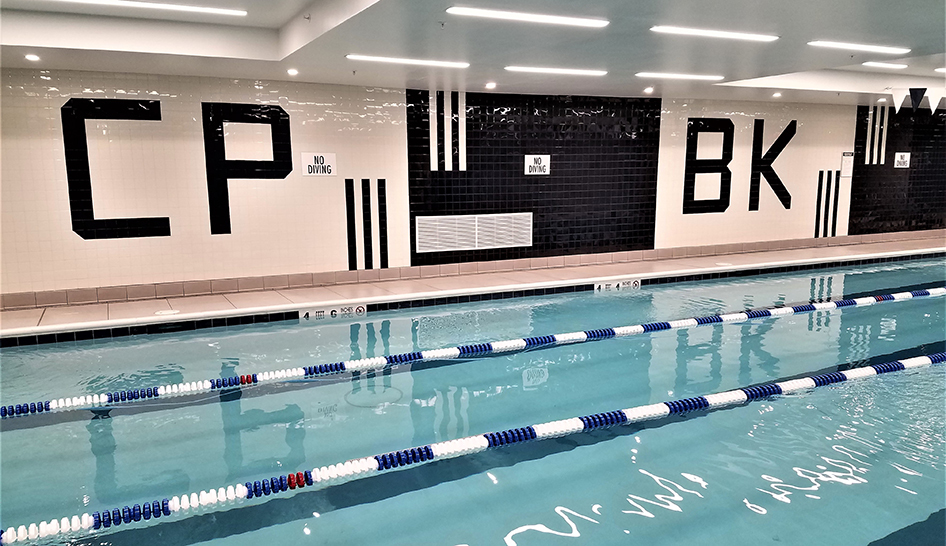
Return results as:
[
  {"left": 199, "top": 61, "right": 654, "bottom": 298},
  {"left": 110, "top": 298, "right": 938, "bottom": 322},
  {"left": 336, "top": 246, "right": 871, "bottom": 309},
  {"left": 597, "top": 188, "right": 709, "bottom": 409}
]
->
[
  {"left": 346, "top": 54, "right": 469, "bottom": 68},
  {"left": 287, "top": 68, "right": 299, "bottom": 76},
  {"left": 446, "top": 7, "right": 608, "bottom": 28},
  {"left": 877, "top": 98, "right": 887, "bottom": 102},
  {"left": 862, "top": 61, "right": 907, "bottom": 69},
  {"left": 635, "top": 72, "right": 724, "bottom": 81},
  {"left": 485, "top": 82, "right": 497, "bottom": 89},
  {"left": 46, "top": 0, "right": 246, "bottom": 16},
  {"left": 505, "top": 66, "right": 607, "bottom": 76},
  {"left": 650, "top": 25, "right": 778, "bottom": 42},
  {"left": 807, "top": 40, "right": 910, "bottom": 55},
  {"left": 935, "top": 68, "right": 946, "bottom": 73},
  {"left": 772, "top": 92, "right": 782, "bottom": 97},
  {"left": 25, "top": 54, "right": 41, "bottom": 62},
  {"left": 643, "top": 86, "right": 654, "bottom": 94}
]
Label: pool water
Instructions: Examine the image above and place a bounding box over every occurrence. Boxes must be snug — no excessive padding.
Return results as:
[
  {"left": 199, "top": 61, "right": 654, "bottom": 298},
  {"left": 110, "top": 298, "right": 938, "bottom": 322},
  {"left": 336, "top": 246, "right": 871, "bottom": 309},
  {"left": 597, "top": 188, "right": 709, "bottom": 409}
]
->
[{"left": 1, "top": 258, "right": 944, "bottom": 545}]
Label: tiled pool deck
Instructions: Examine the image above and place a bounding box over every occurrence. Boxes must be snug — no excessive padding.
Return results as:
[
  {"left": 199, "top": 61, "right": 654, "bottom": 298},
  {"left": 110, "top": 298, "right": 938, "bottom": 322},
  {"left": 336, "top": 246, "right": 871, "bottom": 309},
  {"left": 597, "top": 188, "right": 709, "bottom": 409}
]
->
[{"left": 1, "top": 237, "right": 943, "bottom": 344}]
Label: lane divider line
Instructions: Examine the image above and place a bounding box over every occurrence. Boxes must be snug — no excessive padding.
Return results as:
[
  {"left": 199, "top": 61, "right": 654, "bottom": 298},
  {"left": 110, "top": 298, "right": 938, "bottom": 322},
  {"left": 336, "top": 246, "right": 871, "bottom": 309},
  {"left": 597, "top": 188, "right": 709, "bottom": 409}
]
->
[
  {"left": 1, "top": 287, "right": 943, "bottom": 422},
  {"left": 3, "top": 350, "right": 943, "bottom": 543}
]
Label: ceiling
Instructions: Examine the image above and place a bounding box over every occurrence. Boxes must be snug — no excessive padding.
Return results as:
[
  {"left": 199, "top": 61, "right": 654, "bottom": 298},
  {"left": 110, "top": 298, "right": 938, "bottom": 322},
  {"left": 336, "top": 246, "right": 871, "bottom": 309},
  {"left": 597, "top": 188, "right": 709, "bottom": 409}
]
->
[{"left": 1, "top": 0, "right": 944, "bottom": 105}]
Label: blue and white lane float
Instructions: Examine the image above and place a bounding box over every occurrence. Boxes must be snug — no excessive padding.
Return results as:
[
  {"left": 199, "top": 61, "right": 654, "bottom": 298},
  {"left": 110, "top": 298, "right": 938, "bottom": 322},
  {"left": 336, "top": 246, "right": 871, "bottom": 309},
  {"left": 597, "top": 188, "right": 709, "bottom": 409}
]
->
[
  {"left": 2, "top": 351, "right": 944, "bottom": 543},
  {"left": 1, "top": 287, "right": 943, "bottom": 422}
]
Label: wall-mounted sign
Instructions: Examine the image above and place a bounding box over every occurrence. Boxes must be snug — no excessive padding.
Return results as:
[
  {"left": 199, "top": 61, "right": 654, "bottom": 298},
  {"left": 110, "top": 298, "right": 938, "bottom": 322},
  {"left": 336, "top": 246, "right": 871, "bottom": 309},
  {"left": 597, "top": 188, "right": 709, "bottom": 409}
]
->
[
  {"left": 299, "top": 304, "right": 366, "bottom": 322},
  {"left": 525, "top": 154, "right": 550, "bottom": 175},
  {"left": 302, "top": 152, "right": 336, "bottom": 176},
  {"left": 840, "top": 151, "right": 854, "bottom": 177},
  {"left": 594, "top": 278, "right": 640, "bottom": 292},
  {"left": 894, "top": 152, "right": 910, "bottom": 169}
]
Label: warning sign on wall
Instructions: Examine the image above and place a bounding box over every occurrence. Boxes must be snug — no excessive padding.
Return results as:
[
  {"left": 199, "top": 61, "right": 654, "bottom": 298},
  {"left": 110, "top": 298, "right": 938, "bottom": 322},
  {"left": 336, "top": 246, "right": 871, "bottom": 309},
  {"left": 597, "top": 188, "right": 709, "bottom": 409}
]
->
[
  {"left": 524, "top": 155, "right": 550, "bottom": 175},
  {"left": 302, "top": 152, "right": 336, "bottom": 176}
]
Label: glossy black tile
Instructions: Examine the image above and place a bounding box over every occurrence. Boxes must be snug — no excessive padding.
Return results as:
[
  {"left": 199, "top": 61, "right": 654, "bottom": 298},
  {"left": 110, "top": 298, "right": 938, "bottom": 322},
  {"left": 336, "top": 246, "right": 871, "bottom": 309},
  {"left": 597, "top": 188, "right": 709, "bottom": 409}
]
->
[{"left": 407, "top": 90, "right": 661, "bottom": 265}]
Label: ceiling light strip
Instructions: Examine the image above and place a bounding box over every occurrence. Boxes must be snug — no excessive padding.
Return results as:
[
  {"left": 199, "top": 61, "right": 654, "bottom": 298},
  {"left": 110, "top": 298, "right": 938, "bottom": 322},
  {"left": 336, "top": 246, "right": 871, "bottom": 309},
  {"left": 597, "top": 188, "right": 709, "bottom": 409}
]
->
[
  {"left": 635, "top": 72, "right": 724, "bottom": 81},
  {"left": 446, "top": 7, "right": 608, "bottom": 28},
  {"left": 504, "top": 66, "right": 607, "bottom": 76},
  {"left": 48, "top": 0, "right": 246, "bottom": 16},
  {"left": 650, "top": 25, "right": 778, "bottom": 42},
  {"left": 862, "top": 62, "right": 908, "bottom": 69},
  {"left": 346, "top": 55, "right": 469, "bottom": 68},
  {"left": 807, "top": 40, "right": 910, "bottom": 55}
]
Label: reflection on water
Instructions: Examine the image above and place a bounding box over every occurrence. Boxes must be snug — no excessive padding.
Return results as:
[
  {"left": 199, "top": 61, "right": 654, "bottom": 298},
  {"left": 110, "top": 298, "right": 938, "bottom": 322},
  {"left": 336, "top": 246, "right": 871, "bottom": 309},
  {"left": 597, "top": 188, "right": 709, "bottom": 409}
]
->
[
  {"left": 503, "top": 506, "right": 601, "bottom": 546},
  {"left": 622, "top": 469, "right": 705, "bottom": 517},
  {"left": 2, "top": 260, "right": 943, "bottom": 536},
  {"left": 88, "top": 418, "right": 189, "bottom": 504},
  {"left": 755, "top": 457, "right": 868, "bottom": 504},
  {"left": 493, "top": 368, "right": 943, "bottom": 545},
  {"left": 219, "top": 358, "right": 305, "bottom": 481},
  {"left": 348, "top": 322, "right": 399, "bottom": 407}
]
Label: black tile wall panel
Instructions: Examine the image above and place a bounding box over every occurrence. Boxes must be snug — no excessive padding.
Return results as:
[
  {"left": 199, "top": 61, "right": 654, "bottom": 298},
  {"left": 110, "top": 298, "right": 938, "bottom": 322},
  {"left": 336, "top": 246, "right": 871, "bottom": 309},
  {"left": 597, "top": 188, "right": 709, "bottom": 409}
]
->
[
  {"left": 406, "top": 90, "right": 661, "bottom": 265},
  {"left": 848, "top": 106, "right": 946, "bottom": 234}
]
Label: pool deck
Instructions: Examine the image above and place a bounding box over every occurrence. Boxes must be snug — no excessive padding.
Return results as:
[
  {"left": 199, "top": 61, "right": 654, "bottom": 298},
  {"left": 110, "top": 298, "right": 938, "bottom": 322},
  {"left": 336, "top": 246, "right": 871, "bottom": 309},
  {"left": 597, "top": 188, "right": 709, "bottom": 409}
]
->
[{"left": 1, "top": 238, "right": 943, "bottom": 340}]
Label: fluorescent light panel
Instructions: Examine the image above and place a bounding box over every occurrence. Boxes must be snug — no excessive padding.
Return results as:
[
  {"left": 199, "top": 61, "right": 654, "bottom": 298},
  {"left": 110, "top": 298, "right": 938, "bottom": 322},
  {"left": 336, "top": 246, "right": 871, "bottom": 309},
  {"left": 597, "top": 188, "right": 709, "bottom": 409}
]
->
[
  {"left": 346, "top": 55, "right": 469, "bottom": 68},
  {"left": 446, "top": 7, "right": 608, "bottom": 27},
  {"left": 48, "top": 0, "right": 246, "bottom": 16},
  {"left": 651, "top": 25, "right": 777, "bottom": 42},
  {"left": 935, "top": 68, "right": 946, "bottom": 73},
  {"left": 808, "top": 40, "right": 910, "bottom": 55},
  {"left": 862, "top": 61, "right": 907, "bottom": 69},
  {"left": 504, "top": 66, "right": 607, "bottom": 76},
  {"left": 636, "top": 72, "right": 724, "bottom": 81}
]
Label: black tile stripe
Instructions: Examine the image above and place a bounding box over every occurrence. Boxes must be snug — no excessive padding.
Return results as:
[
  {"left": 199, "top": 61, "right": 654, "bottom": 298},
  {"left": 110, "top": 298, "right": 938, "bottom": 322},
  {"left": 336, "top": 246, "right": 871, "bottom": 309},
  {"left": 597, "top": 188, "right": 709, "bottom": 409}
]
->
[
  {"left": 814, "top": 170, "right": 824, "bottom": 238},
  {"left": 377, "top": 179, "right": 389, "bottom": 269},
  {"left": 868, "top": 105, "right": 877, "bottom": 164},
  {"left": 822, "top": 170, "right": 832, "bottom": 238},
  {"left": 831, "top": 170, "right": 841, "bottom": 237},
  {"left": 366, "top": 285, "right": 595, "bottom": 312},
  {"left": 0, "top": 312, "right": 300, "bottom": 348},
  {"left": 436, "top": 91, "right": 445, "bottom": 170},
  {"left": 345, "top": 179, "right": 358, "bottom": 271},
  {"left": 362, "top": 179, "right": 374, "bottom": 270}
]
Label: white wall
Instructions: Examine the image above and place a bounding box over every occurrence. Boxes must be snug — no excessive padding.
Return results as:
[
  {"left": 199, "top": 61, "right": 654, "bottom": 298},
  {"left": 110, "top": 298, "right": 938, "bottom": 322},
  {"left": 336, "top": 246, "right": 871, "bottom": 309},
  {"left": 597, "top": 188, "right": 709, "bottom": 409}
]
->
[
  {"left": 0, "top": 69, "right": 409, "bottom": 293},
  {"left": 655, "top": 100, "right": 857, "bottom": 248}
]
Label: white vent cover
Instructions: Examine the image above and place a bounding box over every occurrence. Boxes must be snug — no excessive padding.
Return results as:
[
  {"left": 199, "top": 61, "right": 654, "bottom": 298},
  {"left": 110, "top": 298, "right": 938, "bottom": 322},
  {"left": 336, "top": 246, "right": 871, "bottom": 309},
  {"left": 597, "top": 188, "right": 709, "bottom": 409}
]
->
[{"left": 416, "top": 212, "right": 533, "bottom": 253}]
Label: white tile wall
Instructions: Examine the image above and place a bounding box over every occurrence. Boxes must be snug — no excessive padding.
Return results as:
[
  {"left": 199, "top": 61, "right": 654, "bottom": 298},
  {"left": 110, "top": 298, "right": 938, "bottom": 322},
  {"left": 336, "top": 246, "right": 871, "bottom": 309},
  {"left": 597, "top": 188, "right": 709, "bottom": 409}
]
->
[
  {"left": 0, "top": 69, "right": 409, "bottom": 293},
  {"left": 655, "top": 100, "right": 857, "bottom": 248}
]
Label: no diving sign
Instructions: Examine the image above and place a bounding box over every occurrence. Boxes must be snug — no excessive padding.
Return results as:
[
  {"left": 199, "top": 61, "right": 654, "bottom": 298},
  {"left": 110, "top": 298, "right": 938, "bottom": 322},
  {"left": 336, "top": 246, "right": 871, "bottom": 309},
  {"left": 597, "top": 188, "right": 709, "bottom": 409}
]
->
[
  {"left": 302, "top": 153, "right": 336, "bottom": 176},
  {"left": 525, "top": 155, "right": 550, "bottom": 175}
]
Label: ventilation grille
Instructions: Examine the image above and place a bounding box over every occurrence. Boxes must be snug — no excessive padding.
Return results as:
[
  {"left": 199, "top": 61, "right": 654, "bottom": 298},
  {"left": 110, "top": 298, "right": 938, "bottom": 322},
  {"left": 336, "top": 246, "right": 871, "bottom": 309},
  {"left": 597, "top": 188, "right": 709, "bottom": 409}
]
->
[{"left": 416, "top": 213, "right": 533, "bottom": 253}]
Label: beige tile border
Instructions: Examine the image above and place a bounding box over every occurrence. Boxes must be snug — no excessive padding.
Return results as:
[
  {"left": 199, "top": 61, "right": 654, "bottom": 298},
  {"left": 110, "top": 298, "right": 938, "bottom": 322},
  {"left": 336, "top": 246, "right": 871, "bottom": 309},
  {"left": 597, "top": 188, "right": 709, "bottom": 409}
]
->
[{"left": 2, "top": 229, "right": 943, "bottom": 310}]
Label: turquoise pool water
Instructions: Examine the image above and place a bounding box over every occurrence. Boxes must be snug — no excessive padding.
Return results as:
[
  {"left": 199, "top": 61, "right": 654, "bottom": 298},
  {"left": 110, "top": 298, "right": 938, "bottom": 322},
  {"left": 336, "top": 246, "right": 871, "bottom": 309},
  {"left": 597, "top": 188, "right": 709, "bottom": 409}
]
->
[{"left": 1, "top": 258, "right": 944, "bottom": 545}]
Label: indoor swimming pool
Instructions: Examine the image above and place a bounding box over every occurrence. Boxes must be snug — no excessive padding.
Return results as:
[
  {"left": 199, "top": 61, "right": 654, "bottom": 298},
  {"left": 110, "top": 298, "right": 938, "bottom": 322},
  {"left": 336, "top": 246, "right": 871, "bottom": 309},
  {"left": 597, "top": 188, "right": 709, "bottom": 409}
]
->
[{"left": 1, "top": 258, "right": 944, "bottom": 545}]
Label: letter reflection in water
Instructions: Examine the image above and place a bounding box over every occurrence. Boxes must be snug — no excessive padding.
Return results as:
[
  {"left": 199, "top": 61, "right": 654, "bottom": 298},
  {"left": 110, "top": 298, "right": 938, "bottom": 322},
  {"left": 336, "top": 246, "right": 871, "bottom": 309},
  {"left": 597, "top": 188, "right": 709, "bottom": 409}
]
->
[{"left": 220, "top": 359, "right": 305, "bottom": 481}]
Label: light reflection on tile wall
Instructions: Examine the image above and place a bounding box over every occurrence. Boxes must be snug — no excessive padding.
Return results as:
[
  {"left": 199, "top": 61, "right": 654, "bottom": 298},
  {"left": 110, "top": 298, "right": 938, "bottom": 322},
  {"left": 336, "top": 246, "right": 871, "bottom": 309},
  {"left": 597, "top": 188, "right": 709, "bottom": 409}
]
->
[{"left": 0, "top": 69, "right": 409, "bottom": 293}]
